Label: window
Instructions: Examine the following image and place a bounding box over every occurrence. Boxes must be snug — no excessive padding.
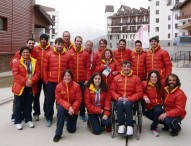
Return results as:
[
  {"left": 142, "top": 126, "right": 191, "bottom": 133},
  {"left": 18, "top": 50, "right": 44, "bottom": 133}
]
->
[
  {"left": 168, "top": 15, "right": 171, "bottom": 21},
  {"left": 155, "top": 27, "right": 159, "bottom": 32},
  {"left": 168, "top": 33, "right": 170, "bottom": 39},
  {"left": 0, "top": 17, "right": 7, "bottom": 31},
  {"left": 175, "top": 23, "right": 178, "bottom": 29},
  {"left": 175, "top": 33, "right": 178, "bottom": 37},
  {"left": 176, "top": 0, "right": 179, "bottom": 3},
  {"left": 175, "top": 14, "right": 178, "bottom": 19},
  {"left": 116, "top": 43, "right": 119, "bottom": 48},
  {"left": 156, "top": 18, "right": 159, "bottom": 23},
  {"left": 167, "top": 0, "right": 172, "bottom": 6},
  {"left": 183, "top": 21, "right": 186, "bottom": 25},
  {"left": 110, "top": 35, "right": 112, "bottom": 40},
  {"left": 168, "top": 42, "right": 170, "bottom": 46},
  {"left": 182, "top": 32, "right": 185, "bottom": 36},
  {"left": 110, "top": 43, "right": 112, "bottom": 48},
  {"left": 156, "top": 1, "right": 159, "bottom": 6},
  {"left": 116, "top": 35, "right": 119, "bottom": 40},
  {"left": 156, "top": 10, "right": 159, "bottom": 14},
  {"left": 168, "top": 24, "right": 171, "bottom": 29}
]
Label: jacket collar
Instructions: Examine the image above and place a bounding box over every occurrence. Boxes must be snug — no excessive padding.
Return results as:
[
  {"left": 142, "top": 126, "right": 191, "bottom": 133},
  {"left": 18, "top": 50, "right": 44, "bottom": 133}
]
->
[
  {"left": 101, "top": 58, "right": 112, "bottom": 63},
  {"left": 149, "top": 45, "right": 160, "bottom": 53},
  {"left": 148, "top": 81, "right": 155, "bottom": 87},
  {"left": 53, "top": 47, "right": 66, "bottom": 54},
  {"left": 89, "top": 83, "right": 97, "bottom": 92},
  {"left": 74, "top": 45, "right": 83, "bottom": 53},
  {"left": 38, "top": 43, "right": 50, "bottom": 49},
  {"left": 134, "top": 48, "right": 143, "bottom": 54},
  {"left": 164, "top": 86, "right": 179, "bottom": 94},
  {"left": 121, "top": 70, "right": 133, "bottom": 77}
]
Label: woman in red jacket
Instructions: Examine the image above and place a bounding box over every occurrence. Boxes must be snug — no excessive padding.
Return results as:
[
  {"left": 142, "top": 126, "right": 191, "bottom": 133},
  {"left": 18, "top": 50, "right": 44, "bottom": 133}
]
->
[
  {"left": 85, "top": 72, "right": 111, "bottom": 135},
  {"left": 159, "top": 74, "right": 187, "bottom": 136},
  {"left": 142, "top": 70, "right": 163, "bottom": 137},
  {"left": 53, "top": 69, "right": 82, "bottom": 142},
  {"left": 94, "top": 49, "right": 118, "bottom": 87},
  {"left": 12, "top": 46, "right": 40, "bottom": 130}
]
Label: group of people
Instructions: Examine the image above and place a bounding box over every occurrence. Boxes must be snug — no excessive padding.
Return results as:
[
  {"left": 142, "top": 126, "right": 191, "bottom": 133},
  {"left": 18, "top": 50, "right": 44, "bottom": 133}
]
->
[{"left": 9, "top": 31, "right": 187, "bottom": 143}]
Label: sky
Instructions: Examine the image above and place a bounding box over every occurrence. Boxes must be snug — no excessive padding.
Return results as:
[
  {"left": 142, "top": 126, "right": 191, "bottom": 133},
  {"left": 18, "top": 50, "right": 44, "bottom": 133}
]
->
[{"left": 36, "top": 0, "right": 150, "bottom": 42}]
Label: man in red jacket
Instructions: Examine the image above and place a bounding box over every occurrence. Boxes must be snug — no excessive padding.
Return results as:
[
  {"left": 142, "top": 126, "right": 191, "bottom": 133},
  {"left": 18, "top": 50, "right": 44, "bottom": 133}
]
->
[
  {"left": 62, "top": 31, "right": 73, "bottom": 51},
  {"left": 110, "top": 60, "right": 143, "bottom": 135},
  {"left": 67, "top": 36, "right": 90, "bottom": 122},
  {"left": 146, "top": 36, "right": 172, "bottom": 83},
  {"left": 130, "top": 40, "right": 146, "bottom": 80},
  {"left": 43, "top": 38, "right": 69, "bottom": 127},
  {"left": 159, "top": 74, "right": 187, "bottom": 136},
  {"left": 33, "top": 34, "right": 53, "bottom": 121}
]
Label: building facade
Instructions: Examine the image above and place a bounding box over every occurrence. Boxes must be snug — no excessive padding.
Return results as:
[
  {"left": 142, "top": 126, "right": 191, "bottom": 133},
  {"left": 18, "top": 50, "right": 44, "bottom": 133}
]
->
[{"left": 105, "top": 5, "right": 149, "bottom": 50}]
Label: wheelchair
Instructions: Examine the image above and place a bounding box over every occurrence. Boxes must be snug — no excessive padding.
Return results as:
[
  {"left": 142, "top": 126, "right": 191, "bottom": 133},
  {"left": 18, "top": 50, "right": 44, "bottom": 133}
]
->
[{"left": 111, "top": 100, "right": 143, "bottom": 140}]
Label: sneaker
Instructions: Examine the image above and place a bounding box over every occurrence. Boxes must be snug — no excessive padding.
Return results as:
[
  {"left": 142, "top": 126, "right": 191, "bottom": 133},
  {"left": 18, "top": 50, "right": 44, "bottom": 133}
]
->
[
  {"left": 46, "top": 120, "right": 52, "bottom": 127},
  {"left": 80, "top": 115, "right": 87, "bottom": 122},
  {"left": 11, "top": 118, "right": 15, "bottom": 124},
  {"left": 126, "top": 126, "right": 133, "bottom": 135},
  {"left": 151, "top": 129, "right": 159, "bottom": 137},
  {"left": 105, "top": 126, "right": 111, "bottom": 132},
  {"left": 170, "top": 130, "right": 179, "bottom": 136},
  {"left": 34, "top": 115, "right": 39, "bottom": 121},
  {"left": 162, "top": 126, "right": 169, "bottom": 131},
  {"left": 118, "top": 125, "right": 125, "bottom": 134},
  {"left": 15, "top": 124, "right": 22, "bottom": 130},
  {"left": 53, "top": 135, "right": 61, "bottom": 142},
  {"left": 27, "top": 121, "right": 34, "bottom": 128}
]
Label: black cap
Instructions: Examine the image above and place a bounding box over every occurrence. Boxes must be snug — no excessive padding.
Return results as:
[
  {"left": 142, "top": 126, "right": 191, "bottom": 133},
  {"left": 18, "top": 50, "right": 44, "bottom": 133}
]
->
[
  {"left": 39, "top": 33, "right": 49, "bottom": 41},
  {"left": 149, "top": 36, "right": 159, "bottom": 43}
]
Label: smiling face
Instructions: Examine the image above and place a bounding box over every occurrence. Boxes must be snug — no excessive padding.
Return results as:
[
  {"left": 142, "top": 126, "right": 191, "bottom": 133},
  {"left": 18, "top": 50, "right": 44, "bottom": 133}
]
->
[
  {"left": 21, "top": 49, "right": 30, "bottom": 59},
  {"left": 63, "top": 32, "right": 70, "bottom": 43},
  {"left": 63, "top": 72, "right": 72, "bottom": 83},
  {"left": 135, "top": 42, "right": 142, "bottom": 52},
  {"left": 27, "top": 40, "right": 35, "bottom": 50},
  {"left": 55, "top": 43, "right": 64, "bottom": 52},
  {"left": 121, "top": 63, "right": 131, "bottom": 74},
  {"left": 93, "top": 74, "right": 101, "bottom": 88},
  {"left": 168, "top": 75, "right": 177, "bottom": 90},
  {"left": 150, "top": 40, "right": 158, "bottom": 49},
  {"left": 40, "top": 38, "right": 48, "bottom": 47},
  {"left": 104, "top": 50, "right": 111, "bottom": 60},
  {"left": 118, "top": 41, "right": 126, "bottom": 50},
  {"left": 74, "top": 37, "right": 83, "bottom": 49},
  {"left": 150, "top": 72, "right": 158, "bottom": 84}
]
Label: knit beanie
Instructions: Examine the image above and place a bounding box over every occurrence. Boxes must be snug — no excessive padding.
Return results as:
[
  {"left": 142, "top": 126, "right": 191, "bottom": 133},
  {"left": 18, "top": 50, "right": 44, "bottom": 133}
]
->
[
  {"left": 149, "top": 36, "right": 159, "bottom": 43},
  {"left": 39, "top": 33, "right": 49, "bottom": 41}
]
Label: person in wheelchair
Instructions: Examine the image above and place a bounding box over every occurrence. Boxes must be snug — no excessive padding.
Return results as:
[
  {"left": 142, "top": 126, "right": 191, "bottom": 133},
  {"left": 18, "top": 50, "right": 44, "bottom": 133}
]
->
[
  {"left": 110, "top": 60, "right": 143, "bottom": 135},
  {"left": 158, "top": 74, "right": 187, "bottom": 136},
  {"left": 85, "top": 72, "right": 111, "bottom": 135},
  {"left": 142, "top": 70, "right": 163, "bottom": 137}
]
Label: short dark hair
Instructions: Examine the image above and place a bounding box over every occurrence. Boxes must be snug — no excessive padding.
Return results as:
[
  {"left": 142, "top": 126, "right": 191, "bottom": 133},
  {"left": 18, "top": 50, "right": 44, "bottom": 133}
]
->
[
  {"left": 55, "top": 37, "right": 64, "bottom": 44},
  {"left": 19, "top": 46, "right": 32, "bottom": 55},
  {"left": 121, "top": 60, "right": 132, "bottom": 67},
  {"left": 165, "top": 73, "right": 181, "bottom": 87},
  {"left": 99, "top": 39, "right": 107, "bottom": 45},
  {"left": 86, "top": 72, "right": 108, "bottom": 92},
  {"left": 146, "top": 70, "right": 162, "bottom": 93},
  {"left": 135, "top": 40, "right": 142, "bottom": 45},
  {"left": 74, "top": 36, "right": 83, "bottom": 41},
  {"left": 26, "top": 38, "right": 34, "bottom": 43},
  {"left": 119, "top": 39, "right": 126, "bottom": 44},
  {"left": 149, "top": 36, "right": 159, "bottom": 43},
  {"left": 62, "top": 69, "right": 73, "bottom": 80}
]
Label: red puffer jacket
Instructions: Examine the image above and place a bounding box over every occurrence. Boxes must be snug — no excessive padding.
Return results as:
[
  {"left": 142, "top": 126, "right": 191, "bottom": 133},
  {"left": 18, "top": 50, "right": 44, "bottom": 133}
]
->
[
  {"left": 84, "top": 49, "right": 95, "bottom": 75},
  {"left": 113, "top": 48, "right": 131, "bottom": 71},
  {"left": 92, "top": 48, "right": 105, "bottom": 69},
  {"left": 84, "top": 84, "right": 111, "bottom": 116},
  {"left": 110, "top": 70, "right": 143, "bottom": 102},
  {"left": 43, "top": 48, "right": 69, "bottom": 83},
  {"left": 12, "top": 57, "right": 40, "bottom": 96},
  {"left": 130, "top": 49, "right": 147, "bottom": 80},
  {"left": 146, "top": 46, "right": 172, "bottom": 80},
  {"left": 55, "top": 81, "right": 82, "bottom": 114},
  {"left": 94, "top": 58, "right": 117, "bottom": 86},
  {"left": 163, "top": 86, "right": 187, "bottom": 119},
  {"left": 9, "top": 50, "right": 36, "bottom": 68},
  {"left": 67, "top": 47, "right": 90, "bottom": 82},
  {"left": 33, "top": 43, "right": 53, "bottom": 79},
  {"left": 142, "top": 81, "right": 163, "bottom": 110}
]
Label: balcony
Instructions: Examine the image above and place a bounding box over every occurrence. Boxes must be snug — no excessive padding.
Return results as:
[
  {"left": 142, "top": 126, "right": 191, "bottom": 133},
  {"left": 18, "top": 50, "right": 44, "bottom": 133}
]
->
[
  {"left": 108, "top": 30, "right": 137, "bottom": 34},
  {"left": 177, "top": 14, "right": 191, "bottom": 20}
]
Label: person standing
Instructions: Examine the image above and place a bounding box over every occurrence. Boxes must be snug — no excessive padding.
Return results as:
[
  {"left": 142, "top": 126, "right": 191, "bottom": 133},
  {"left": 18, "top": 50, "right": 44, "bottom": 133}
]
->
[
  {"left": 12, "top": 46, "right": 40, "bottom": 130},
  {"left": 53, "top": 70, "right": 82, "bottom": 142},
  {"left": 62, "top": 31, "right": 73, "bottom": 51},
  {"left": 84, "top": 40, "right": 95, "bottom": 75},
  {"left": 110, "top": 60, "right": 143, "bottom": 135},
  {"left": 142, "top": 70, "right": 163, "bottom": 137},
  {"left": 33, "top": 34, "right": 53, "bottom": 121},
  {"left": 67, "top": 36, "right": 90, "bottom": 122},
  {"left": 130, "top": 40, "right": 146, "bottom": 81},
  {"left": 43, "top": 38, "right": 69, "bottom": 127},
  {"left": 159, "top": 74, "right": 187, "bottom": 136},
  {"left": 85, "top": 72, "right": 111, "bottom": 135},
  {"left": 113, "top": 39, "right": 131, "bottom": 71},
  {"left": 146, "top": 36, "right": 172, "bottom": 83}
]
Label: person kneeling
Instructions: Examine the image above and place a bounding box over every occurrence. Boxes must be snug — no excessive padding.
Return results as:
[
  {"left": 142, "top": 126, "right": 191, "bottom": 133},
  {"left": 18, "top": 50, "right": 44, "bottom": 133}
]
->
[
  {"left": 85, "top": 73, "right": 111, "bottom": 135},
  {"left": 53, "top": 70, "right": 82, "bottom": 142}
]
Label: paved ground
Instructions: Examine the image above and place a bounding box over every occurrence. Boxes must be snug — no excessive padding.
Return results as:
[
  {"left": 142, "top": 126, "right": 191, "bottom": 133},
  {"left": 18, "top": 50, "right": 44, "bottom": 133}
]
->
[{"left": 0, "top": 67, "right": 190, "bottom": 146}]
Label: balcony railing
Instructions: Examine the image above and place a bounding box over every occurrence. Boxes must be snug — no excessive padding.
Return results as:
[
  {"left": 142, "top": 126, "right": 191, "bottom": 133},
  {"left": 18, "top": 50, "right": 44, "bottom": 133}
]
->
[
  {"left": 108, "top": 30, "right": 137, "bottom": 33},
  {"left": 176, "top": 14, "right": 191, "bottom": 20}
]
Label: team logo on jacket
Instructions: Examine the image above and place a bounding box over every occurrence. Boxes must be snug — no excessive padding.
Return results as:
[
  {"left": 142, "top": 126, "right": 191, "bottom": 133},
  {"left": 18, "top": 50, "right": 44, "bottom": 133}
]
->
[
  {"left": 132, "top": 56, "right": 136, "bottom": 58},
  {"left": 51, "top": 54, "right": 55, "bottom": 57},
  {"left": 61, "top": 90, "right": 65, "bottom": 94},
  {"left": 117, "top": 78, "right": 122, "bottom": 82},
  {"left": 71, "top": 54, "right": 74, "bottom": 56},
  {"left": 90, "top": 91, "right": 95, "bottom": 94}
]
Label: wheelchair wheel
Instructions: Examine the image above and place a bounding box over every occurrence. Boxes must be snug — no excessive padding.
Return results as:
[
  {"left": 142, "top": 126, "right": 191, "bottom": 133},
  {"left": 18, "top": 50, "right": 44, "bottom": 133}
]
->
[
  {"left": 111, "top": 101, "right": 116, "bottom": 138},
  {"left": 138, "top": 102, "right": 142, "bottom": 133}
]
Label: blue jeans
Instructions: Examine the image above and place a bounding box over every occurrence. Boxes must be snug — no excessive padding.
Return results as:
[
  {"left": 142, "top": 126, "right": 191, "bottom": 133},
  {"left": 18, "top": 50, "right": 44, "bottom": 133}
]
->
[
  {"left": 163, "top": 116, "right": 182, "bottom": 131},
  {"left": 145, "top": 104, "right": 163, "bottom": 130},
  {"left": 55, "top": 105, "right": 78, "bottom": 136},
  {"left": 14, "top": 87, "right": 33, "bottom": 124},
  {"left": 116, "top": 100, "right": 133, "bottom": 126},
  {"left": 88, "top": 114, "right": 111, "bottom": 135},
  {"left": 77, "top": 81, "right": 86, "bottom": 116}
]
